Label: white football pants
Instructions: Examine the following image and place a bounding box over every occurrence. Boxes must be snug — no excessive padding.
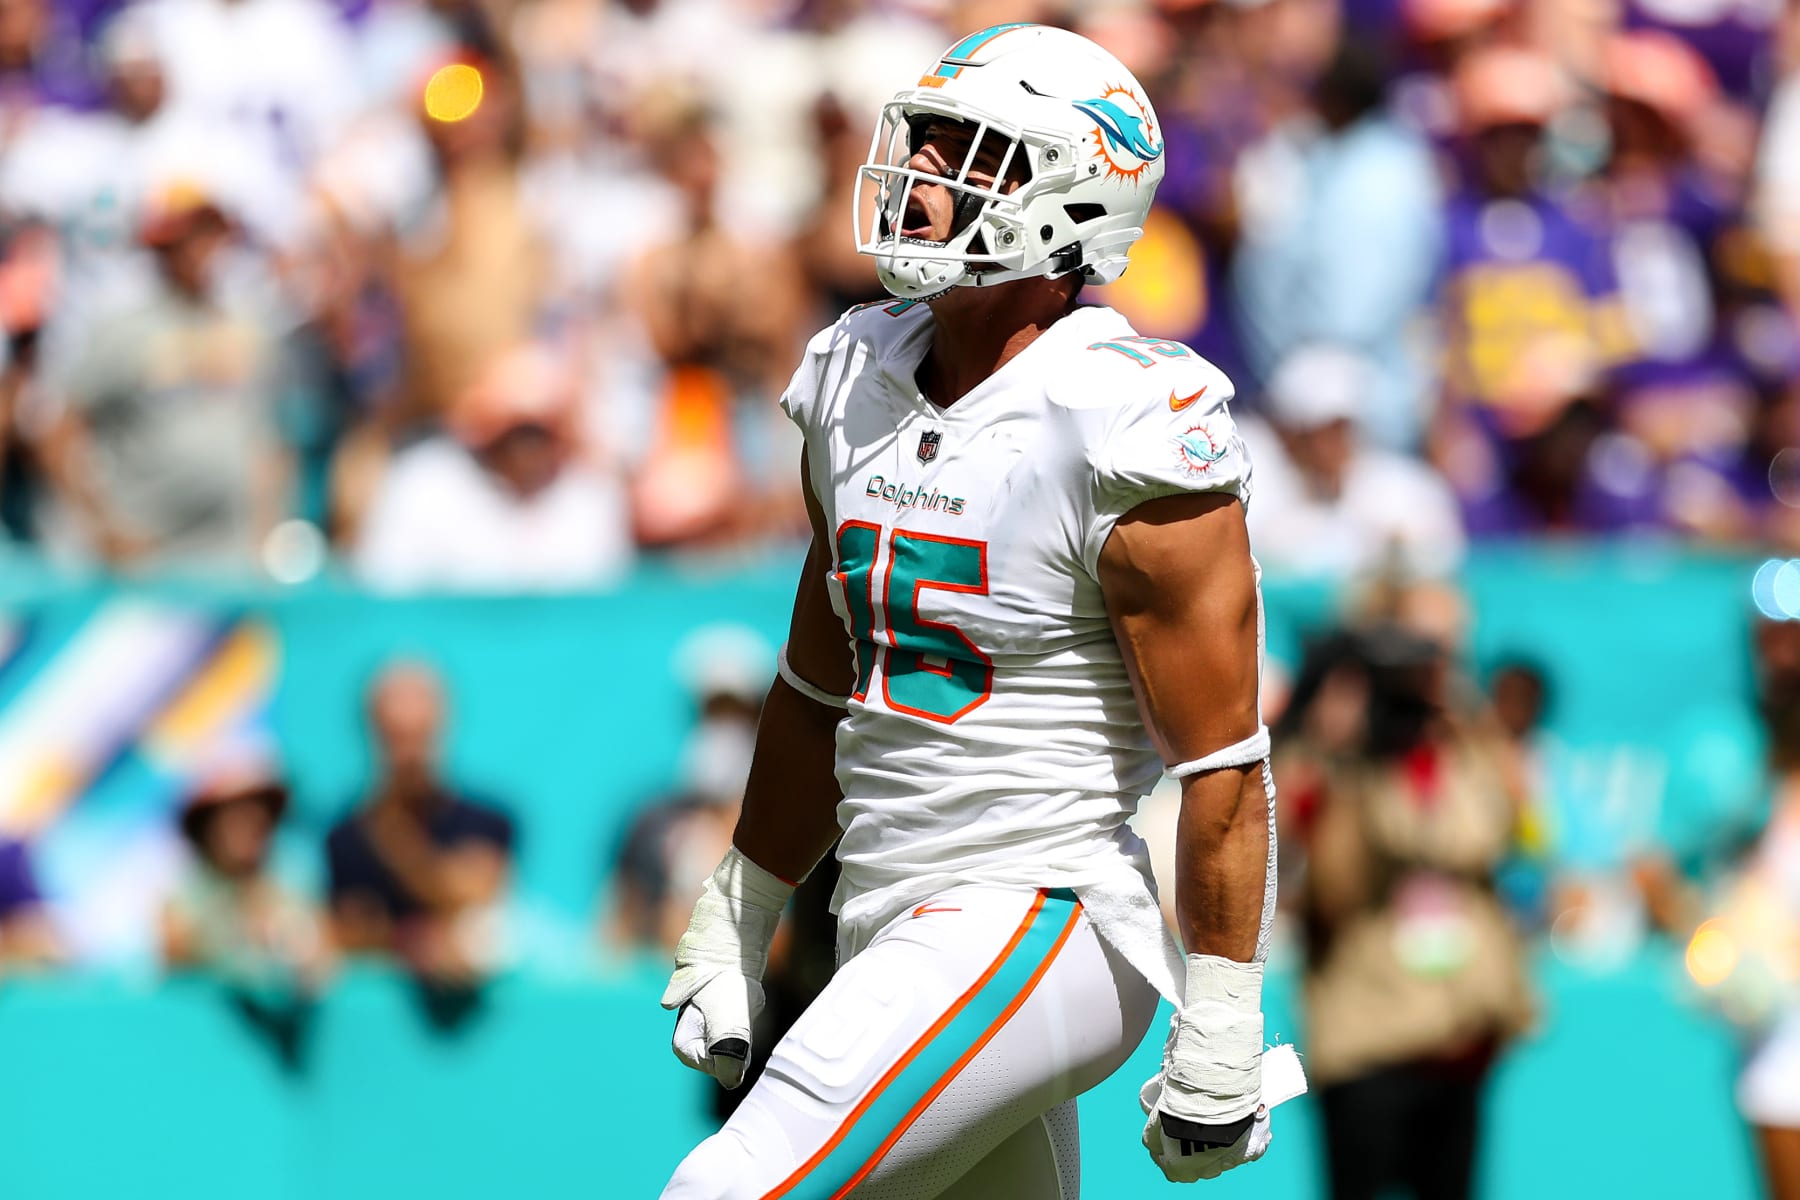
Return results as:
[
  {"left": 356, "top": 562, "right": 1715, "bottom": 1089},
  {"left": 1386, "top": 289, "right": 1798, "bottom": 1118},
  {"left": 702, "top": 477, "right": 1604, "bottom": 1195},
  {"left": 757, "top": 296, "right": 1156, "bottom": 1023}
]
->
[{"left": 661, "top": 886, "right": 1158, "bottom": 1200}]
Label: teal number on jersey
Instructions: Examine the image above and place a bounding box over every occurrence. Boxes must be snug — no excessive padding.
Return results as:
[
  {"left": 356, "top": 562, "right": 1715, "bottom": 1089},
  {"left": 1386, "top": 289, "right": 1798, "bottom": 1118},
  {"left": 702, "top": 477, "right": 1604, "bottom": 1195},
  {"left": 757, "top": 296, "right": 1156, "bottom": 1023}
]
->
[
  {"left": 1086, "top": 336, "right": 1193, "bottom": 367},
  {"left": 832, "top": 524, "right": 994, "bottom": 723},
  {"left": 884, "top": 532, "right": 993, "bottom": 722},
  {"left": 834, "top": 521, "right": 881, "bottom": 700}
]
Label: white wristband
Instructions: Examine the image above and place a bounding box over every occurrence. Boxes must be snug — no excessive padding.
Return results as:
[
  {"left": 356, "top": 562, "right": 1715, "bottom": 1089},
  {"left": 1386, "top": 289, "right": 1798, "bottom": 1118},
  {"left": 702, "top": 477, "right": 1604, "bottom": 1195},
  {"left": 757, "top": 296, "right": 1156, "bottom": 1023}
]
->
[
  {"left": 1169, "top": 727, "right": 1270, "bottom": 779},
  {"left": 778, "top": 643, "right": 850, "bottom": 710}
]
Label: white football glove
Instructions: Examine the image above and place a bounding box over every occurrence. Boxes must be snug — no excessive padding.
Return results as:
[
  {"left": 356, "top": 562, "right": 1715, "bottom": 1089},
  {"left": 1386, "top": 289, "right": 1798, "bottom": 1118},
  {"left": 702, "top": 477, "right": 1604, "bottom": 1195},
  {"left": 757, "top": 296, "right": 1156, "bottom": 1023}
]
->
[
  {"left": 660, "top": 847, "right": 794, "bottom": 1089},
  {"left": 1138, "top": 954, "right": 1308, "bottom": 1183}
]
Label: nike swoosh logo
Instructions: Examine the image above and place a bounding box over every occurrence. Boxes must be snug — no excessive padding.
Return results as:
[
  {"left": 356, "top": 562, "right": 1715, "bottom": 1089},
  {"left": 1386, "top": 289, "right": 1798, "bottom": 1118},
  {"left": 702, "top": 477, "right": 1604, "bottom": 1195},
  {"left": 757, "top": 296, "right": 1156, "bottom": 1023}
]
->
[
  {"left": 1169, "top": 385, "right": 1208, "bottom": 412},
  {"left": 912, "top": 903, "right": 962, "bottom": 918}
]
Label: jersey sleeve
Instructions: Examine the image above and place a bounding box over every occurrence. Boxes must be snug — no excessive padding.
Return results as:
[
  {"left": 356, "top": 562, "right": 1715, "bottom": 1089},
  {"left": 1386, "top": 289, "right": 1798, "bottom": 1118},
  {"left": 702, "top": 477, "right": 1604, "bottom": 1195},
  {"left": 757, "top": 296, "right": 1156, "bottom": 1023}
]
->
[
  {"left": 778, "top": 302, "right": 909, "bottom": 437},
  {"left": 776, "top": 323, "right": 833, "bottom": 436},
  {"left": 1079, "top": 354, "right": 1253, "bottom": 576}
]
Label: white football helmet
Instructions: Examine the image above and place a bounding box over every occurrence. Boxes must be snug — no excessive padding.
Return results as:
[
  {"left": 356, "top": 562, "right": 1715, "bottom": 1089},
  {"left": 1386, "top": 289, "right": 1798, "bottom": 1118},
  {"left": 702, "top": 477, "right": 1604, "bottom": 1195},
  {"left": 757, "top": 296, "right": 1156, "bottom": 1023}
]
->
[{"left": 854, "top": 23, "right": 1166, "bottom": 302}]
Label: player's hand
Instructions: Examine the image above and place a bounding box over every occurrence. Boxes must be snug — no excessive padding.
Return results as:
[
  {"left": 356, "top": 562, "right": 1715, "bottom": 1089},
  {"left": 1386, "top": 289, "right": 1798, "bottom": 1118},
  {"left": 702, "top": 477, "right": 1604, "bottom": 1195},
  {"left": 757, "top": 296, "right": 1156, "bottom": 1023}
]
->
[
  {"left": 1140, "top": 1097, "right": 1272, "bottom": 1182},
  {"left": 660, "top": 848, "right": 794, "bottom": 1090},
  {"left": 1137, "top": 955, "right": 1307, "bottom": 1183},
  {"left": 666, "top": 972, "right": 765, "bottom": 1089},
  {"left": 1140, "top": 1042, "right": 1306, "bottom": 1183}
]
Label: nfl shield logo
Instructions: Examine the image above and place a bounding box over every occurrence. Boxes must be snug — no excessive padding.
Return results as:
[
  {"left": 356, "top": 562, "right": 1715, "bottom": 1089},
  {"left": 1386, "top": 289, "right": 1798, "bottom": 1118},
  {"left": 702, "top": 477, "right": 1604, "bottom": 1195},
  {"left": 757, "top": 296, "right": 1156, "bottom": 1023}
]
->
[{"left": 917, "top": 429, "right": 942, "bottom": 465}]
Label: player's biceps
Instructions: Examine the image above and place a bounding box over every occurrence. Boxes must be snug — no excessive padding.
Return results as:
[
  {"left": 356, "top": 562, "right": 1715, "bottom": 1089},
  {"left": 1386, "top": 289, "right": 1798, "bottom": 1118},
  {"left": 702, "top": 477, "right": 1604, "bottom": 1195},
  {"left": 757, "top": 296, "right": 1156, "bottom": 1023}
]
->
[
  {"left": 1120, "top": 597, "right": 1258, "bottom": 761},
  {"left": 783, "top": 541, "right": 855, "bottom": 697}
]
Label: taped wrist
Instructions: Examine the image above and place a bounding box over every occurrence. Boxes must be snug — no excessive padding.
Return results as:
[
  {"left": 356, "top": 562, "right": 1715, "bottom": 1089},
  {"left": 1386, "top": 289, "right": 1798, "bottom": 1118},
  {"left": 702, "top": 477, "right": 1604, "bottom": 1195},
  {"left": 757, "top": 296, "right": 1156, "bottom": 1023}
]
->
[
  {"left": 1163, "top": 954, "right": 1265, "bottom": 1123},
  {"left": 713, "top": 845, "right": 798, "bottom": 912},
  {"left": 663, "top": 848, "right": 795, "bottom": 1007}
]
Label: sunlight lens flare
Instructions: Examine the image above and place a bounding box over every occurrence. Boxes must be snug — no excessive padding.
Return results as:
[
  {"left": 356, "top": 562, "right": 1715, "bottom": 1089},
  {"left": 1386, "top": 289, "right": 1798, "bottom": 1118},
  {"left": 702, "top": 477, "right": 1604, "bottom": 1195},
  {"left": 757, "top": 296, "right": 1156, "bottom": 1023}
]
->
[
  {"left": 1686, "top": 920, "right": 1738, "bottom": 988},
  {"left": 424, "top": 63, "right": 484, "bottom": 124}
]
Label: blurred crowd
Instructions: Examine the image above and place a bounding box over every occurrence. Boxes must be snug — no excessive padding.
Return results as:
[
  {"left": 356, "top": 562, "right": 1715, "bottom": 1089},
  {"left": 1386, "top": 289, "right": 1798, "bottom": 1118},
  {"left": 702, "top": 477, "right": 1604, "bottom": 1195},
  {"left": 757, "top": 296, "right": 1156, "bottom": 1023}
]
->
[
  {"left": 0, "top": 654, "right": 524, "bottom": 1056},
  {"left": 0, "top": 0, "right": 1791, "bottom": 591}
]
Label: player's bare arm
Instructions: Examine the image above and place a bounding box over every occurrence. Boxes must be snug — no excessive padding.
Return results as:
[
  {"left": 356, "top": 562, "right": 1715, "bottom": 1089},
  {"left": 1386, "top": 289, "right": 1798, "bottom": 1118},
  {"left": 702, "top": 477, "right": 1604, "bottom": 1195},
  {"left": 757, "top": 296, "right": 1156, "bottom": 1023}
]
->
[
  {"left": 1100, "top": 490, "right": 1265, "bottom": 962},
  {"left": 660, "top": 453, "right": 849, "bottom": 1088},
  {"left": 732, "top": 456, "right": 852, "bottom": 883},
  {"left": 1102, "top": 490, "right": 1295, "bottom": 1181}
]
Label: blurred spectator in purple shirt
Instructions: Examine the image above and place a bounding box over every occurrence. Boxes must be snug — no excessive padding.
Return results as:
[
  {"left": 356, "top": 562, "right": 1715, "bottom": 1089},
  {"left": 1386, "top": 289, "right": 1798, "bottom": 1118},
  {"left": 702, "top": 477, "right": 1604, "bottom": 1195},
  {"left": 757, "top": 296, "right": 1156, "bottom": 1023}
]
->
[
  {"left": 1566, "top": 32, "right": 1766, "bottom": 542},
  {"left": 0, "top": 0, "right": 105, "bottom": 132},
  {"left": 1432, "top": 45, "right": 1631, "bottom": 536},
  {"left": 0, "top": 834, "right": 61, "bottom": 969},
  {"left": 1620, "top": 0, "right": 1781, "bottom": 106}
]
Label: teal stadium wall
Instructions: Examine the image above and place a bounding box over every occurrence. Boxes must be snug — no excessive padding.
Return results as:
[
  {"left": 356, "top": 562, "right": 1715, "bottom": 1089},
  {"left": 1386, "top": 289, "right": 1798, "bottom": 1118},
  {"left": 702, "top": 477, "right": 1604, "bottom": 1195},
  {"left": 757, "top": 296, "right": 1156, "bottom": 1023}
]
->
[{"left": 0, "top": 545, "right": 1770, "bottom": 1198}]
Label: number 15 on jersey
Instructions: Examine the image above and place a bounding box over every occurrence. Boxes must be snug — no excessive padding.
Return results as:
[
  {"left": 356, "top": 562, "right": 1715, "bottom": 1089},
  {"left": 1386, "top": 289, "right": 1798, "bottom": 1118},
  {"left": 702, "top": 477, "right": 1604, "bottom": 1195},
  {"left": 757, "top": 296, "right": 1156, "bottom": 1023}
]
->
[{"left": 834, "top": 523, "right": 994, "bottom": 724}]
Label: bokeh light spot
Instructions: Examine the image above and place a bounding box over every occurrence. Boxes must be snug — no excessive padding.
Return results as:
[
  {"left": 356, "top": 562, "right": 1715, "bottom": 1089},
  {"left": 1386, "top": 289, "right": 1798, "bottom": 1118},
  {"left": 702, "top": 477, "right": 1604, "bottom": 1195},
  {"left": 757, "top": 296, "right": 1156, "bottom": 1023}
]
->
[
  {"left": 261, "top": 519, "right": 327, "bottom": 585},
  {"left": 424, "top": 63, "right": 484, "bottom": 124},
  {"left": 1771, "top": 448, "right": 1800, "bottom": 509},
  {"left": 1686, "top": 920, "right": 1737, "bottom": 988},
  {"left": 1775, "top": 560, "right": 1800, "bottom": 620},
  {"left": 1752, "top": 559, "right": 1785, "bottom": 619}
]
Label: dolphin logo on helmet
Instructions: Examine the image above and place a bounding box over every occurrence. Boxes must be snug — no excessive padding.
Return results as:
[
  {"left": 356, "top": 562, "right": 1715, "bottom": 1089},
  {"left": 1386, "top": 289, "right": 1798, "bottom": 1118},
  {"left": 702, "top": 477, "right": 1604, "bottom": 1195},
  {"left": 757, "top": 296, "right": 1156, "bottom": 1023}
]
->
[{"left": 1073, "top": 95, "right": 1164, "bottom": 167}]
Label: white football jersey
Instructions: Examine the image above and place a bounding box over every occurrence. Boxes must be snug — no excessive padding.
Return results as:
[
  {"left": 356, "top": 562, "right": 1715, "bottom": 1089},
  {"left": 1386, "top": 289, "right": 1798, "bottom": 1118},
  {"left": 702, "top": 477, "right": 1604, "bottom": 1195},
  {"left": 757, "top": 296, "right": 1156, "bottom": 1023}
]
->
[{"left": 780, "top": 301, "right": 1254, "bottom": 935}]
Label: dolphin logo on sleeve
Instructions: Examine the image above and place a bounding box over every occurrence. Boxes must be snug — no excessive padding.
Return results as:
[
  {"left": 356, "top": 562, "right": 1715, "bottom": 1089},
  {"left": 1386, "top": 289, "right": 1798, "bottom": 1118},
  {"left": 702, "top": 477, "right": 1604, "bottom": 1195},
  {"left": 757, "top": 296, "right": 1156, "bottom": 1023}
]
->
[{"left": 1173, "top": 423, "right": 1229, "bottom": 475}]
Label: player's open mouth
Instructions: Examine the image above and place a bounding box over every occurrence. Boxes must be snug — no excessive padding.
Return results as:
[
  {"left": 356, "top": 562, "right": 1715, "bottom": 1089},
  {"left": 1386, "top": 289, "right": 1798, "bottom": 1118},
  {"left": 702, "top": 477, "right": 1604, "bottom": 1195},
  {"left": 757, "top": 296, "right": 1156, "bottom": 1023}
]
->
[
  {"left": 900, "top": 217, "right": 942, "bottom": 242},
  {"left": 900, "top": 193, "right": 943, "bottom": 242}
]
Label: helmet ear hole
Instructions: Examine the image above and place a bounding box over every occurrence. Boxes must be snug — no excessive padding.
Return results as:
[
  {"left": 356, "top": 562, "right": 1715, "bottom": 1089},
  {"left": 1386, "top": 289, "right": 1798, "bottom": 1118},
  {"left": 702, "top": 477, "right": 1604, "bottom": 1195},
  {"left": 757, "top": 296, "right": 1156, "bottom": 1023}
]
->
[{"left": 1063, "top": 203, "right": 1106, "bottom": 224}]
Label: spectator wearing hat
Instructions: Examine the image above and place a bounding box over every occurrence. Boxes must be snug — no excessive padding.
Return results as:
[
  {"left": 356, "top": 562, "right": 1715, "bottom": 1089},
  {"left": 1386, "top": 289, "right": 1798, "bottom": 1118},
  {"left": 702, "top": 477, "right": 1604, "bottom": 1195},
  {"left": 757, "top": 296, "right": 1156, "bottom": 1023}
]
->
[
  {"left": 0, "top": 835, "right": 61, "bottom": 971},
  {"left": 352, "top": 341, "right": 633, "bottom": 592},
  {"left": 326, "top": 660, "right": 515, "bottom": 991},
  {"left": 606, "top": 624, "right": 771, "bottom": 955},
  {"left": 162, "top": 742, "right": 326, "bottom": 1066},
  {"left": 1243, "top": 344, "right": 1465, "bottom": 584},
  {"left": 36, "top": 178, "right": 292, "bottom": 572},
  {"left": 162, "top": 744, "right": 325, "bottom": 985}
]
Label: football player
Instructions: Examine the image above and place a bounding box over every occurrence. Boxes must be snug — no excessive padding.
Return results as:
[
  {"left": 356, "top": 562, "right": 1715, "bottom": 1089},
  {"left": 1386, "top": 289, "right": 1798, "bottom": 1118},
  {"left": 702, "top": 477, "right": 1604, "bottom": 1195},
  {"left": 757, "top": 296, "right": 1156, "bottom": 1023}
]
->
[{"left": 658, "top": 24, "right": 1303, "bottom": 1198}]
